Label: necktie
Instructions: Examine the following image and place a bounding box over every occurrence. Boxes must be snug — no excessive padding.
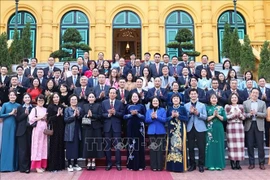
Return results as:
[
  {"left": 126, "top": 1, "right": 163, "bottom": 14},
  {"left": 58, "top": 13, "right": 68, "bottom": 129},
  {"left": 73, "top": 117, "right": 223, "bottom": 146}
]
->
[
  {"left": 93, "top": 78, "right": 96, "bottom": 87},
  {"left": 101, "top": 85, "right": 104, "bottom": 91},
  {"left": 110, "top": 100, "right": 114, "bottom": 109},
  {"left": 19, "top": 76, "right": 22, "bottom": 83},
  {"left": 173, "top": 66, "right": 176, "bottom": 74},
  {"left": 156, "top": 63, "right": 159, "bottom": 74},
  {"left": 121, "top": 89, "right": 124, "bottom": 99},
  {"left": 156, "top": 89, "right": 160, "bottom": 96},
  {"left": 82, "top": 87, "right": 85, "bottom": 96},
  {"left": 73, "top": 76, "right": 77, "bottom": 85},
  {"left": 184, "top": 76, "right": 187, "bottom": 83},
  {"left": 55, "top": 79, "right": 59, "bottom": 86},
  {"left": 121, "top": 67, "right": 123, "bottom": 75},
  {"left": 164, "top": 77, "right": 168, "bottom": 85},
  {"left": 136, "top": 67, "right": 139, "bottom": 76}
]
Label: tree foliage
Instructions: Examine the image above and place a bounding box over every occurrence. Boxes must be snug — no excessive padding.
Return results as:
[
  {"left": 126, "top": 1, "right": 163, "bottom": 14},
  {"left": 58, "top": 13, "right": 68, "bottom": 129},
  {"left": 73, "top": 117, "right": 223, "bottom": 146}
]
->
[
  {"left": 9, "top": 29, "right": 24, "bottom": 64},
  {"left": 258, "top": 41, "right": 270, "bottom": 81},
  {"left": 222, "top": 23, "right": 231, "bottom": 58},
  {"left": 50, "top": 28, "right": 91, "bottom": 61},
  {"left": 0, "top": 32, "right": 11, "bottom": 68},
  {"left": 239, "top": 35, "right": 255, "bottom": 74},
  {"left": 229, "top": 29, "right": 241, "bottom": 65},
  {"left": 21, "top": 22, "right": 32, "bottom": 58},
  {"left": 166, "top": 28, "right": 200, "bottom": 59}
]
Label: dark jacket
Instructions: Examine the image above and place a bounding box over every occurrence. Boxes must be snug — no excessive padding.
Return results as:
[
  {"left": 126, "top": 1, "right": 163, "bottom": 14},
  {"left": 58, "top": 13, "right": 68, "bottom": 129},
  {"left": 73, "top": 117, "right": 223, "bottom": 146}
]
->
[
  {"left": 16, "top": 105, "right": 33, "bottom": 136},
  {"left": 82, "top": 103, "right": 103, "bottom": 129}
]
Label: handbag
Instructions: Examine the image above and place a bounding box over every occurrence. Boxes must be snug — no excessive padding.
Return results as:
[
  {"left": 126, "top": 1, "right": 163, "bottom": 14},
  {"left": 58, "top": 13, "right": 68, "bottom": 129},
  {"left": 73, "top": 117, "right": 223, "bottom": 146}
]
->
[
  {"left": 27, "top": 108, "right": 37, "bottom": 127},
  {"left": 82, "top": 115, "right": 91, "bottom": 125},
  {"left": 44, "top": 124, "right": 54, "bottom": 136}
]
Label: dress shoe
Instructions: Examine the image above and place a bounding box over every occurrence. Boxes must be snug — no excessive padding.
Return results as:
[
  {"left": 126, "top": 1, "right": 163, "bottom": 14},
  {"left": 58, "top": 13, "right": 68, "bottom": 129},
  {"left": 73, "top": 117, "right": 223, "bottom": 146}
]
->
[
  {"left": 105, "top": 165, "right": 112, "bottom": 171},
  {"left": 188, "top": 165, "right": 196, "bottom": 172},
  {"left": 199, "top": 166, "right": 204, "bottom": 173},
  {"left": 248, "top": 165, "right": 255, "bottom": 169},
  {"left": 230, "top": 160, "right": 236, "bottom": 170},
  {"left": 235, "top": 161, "right": 242, "bottom": 170},
  {"left": 116, "top": 165, "right": 122, "bottom": 171},
  {"left": 259, "top": 164, "right": 266, "bottom": 170}
]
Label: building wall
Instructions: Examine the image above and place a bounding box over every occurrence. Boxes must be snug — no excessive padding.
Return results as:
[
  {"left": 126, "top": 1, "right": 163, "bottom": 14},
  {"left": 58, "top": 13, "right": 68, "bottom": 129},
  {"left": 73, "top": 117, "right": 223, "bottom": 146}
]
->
[{"left": 1, "top": 0, "right": 270, "bottom": 62}]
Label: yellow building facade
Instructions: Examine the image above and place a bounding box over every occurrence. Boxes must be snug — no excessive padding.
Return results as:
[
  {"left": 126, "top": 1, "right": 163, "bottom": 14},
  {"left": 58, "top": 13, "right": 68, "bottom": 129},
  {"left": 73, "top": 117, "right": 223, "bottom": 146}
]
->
[{"left": 1, "top": 0, "right": 270, "bottom": 62}]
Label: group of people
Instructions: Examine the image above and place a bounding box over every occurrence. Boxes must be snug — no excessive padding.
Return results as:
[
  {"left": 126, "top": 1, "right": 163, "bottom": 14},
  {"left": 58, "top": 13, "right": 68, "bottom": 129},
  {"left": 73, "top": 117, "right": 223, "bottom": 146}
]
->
[{"left": 0, "top": 51, "right": 269, "bottom": 174}]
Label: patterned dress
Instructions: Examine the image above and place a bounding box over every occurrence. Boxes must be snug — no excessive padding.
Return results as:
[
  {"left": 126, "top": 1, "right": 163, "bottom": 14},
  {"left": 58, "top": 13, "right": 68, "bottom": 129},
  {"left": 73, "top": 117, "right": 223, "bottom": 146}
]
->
[
  {"left": 205, "top": 105, "right": 227, "bottom": 169},
  {"left": 225, "top": 104, "right": 246, "bottom": 160},
  {"left": 166, "top": 105, "right": 188, "bottom": 172}
]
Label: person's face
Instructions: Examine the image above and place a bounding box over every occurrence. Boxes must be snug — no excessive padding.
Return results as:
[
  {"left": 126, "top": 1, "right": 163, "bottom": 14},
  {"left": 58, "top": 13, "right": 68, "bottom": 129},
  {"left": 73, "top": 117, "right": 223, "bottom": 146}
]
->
[
  {"left": 1, "top": 67, "right": 8, "bottom": 75},
  {"left": 119, "top": 80, "right": 126, "bottom": 88},
  {"left": 9, "top": 92, "right": 17, "bottom": 102},
  {"left": 201, "top": 56, "right": 208, "bottom": 64},
  {"left": 115, "top": 54, "right": 120, "bottom": 60},
  {"left": 33, "top": 79, "right": 39, "bottom": 87},
  {"left": 209, "top": 63, "right": 215, "bottom": 70},
  {"left": 230, "top": 81, "right": 237, "bottom": 89},
  {"left": 231, "top": 94, "right": 238, "bottom": 104},
  {"left": 152, "top": 98, "right": 159, "bottom": 107},
  {"left": 182, "top": 54, "right": 188, "bottom": 62},
  {"left": 131, "top": 93, "right": 139, "bottom": 104},
  {"left": 54, "top": 71, "right": 61, "bottom": 78},
  {"left": 48, "top": 57, "right": 54, "bottom": 66},
  {"left": 88, "top": 94, "right": 96, "bottom": 103},
  {"left": 224, "top": 61, "right": 230, "bottom": 69},
  {"left": 77, "top": 57, "right": 83, "bottom": 65},
  {"left": 190, "top": 78, "right": 197, "bottom": 87},
  {"left": 211, "top": 80, "right": 219, "bottom": 89},
  {"left": 109, "top": 89, "right": 117, "bottom": 99},
  {"left": 47, "top": 80, "right": 54, "bottom": 89},
  {"left": 144, "top": 54, "right": 150, "bottom": 61},
  {"left": 23, "top": 95, "right": 31, "bottom": 104},
  {"left": 143, "top": 68, "right": 149, "bottom": 76},
  {"left": 136, "top": 79, "right": 143, "bottom": 88},
  {"left": 172, "top": 83, "right": 179, "bottom": 91},
  {"left": 246, "top": 81, "right": 253, "bottom": 89},
  {"left": 210, "top": 95, "right": 218, "bottom": 105},
  {"left": 230, "top": 70, "right": 236, "bottom": 78},
  {"left": 98, "top": 75, "right": 106, "bottom": 84},
  {"left": 103, "top": 61, "right": 109, "bottom": 68},
  {"left": 130, "top": 55, "right": 136, "bottom": 60},
  {"left": 119, "top": 58, "right": 125, "bottom": 66},
  {"left": 154, "top": 55, "right": 161, "bottom": 63},
  {"left": 72, "top": 67, "right": 79, "bottom": 75},
  {"left": 84, "top": 52, "right": 89, "bottom": 59},
  {"left": 90, "top": 62, "right": 95, "bottom": 69},
  {"left": 92, "top": 69, "right": 99, "bottom": 77},
  {"left": 70, "top": 96, "right": 78, "bottom": 106},
  {"left": 182, "top": 68, "right": 188, "bottom": 75},
  {"left": 53, "top": 94, "right": 60, "bottom": 104},
  {"left": 37, "top": 98, "right": 45, "bottom": 107},
  {"left": 31, "top": 59, "right": 37, "bottom": 66},
  {"left": 245, "top": 72, "right": 252, "bottom": 80},
  {"left": 219, "top": 74, "right": 225, "bottom": 81},
  {"left": 189, "top": 61, "right": 195, "bottom": 68},
  {"left": 80, "top": 77, "right": 88, "bottom": 86},
  {"left": 17, "top": 68, "right": 23, "bottom": 76},
  {"left": 111, "top": 69, "right": 117, "bottom": 77},
  {"left": 190, "top": 91, "right": 198, "bottom": 101},
  {"left": 127, "top": 74, "right": 133, "bottom": 81},
  {"left": 37, "top": 70, "right": 44, "bottom": 78},
  {"left": 201, "top": 69, "right": 207, "bottom": 77},
  {"left": 98, "top": 53, "right": 104, "bottom": 60},
  {"left": 60, "top": 85, "right": 67, "bottom": 93},
  {"left": 259, "top": 79, "right": 266, "bottom": 87},
  {"left": 251, "top": 89, "right": 259, "bottom": 100},
  {"left": 22, "top": 61, "right": 28, "bottom": 66},
  {"left": 162, "top": 67, "right": 169, "bottom": 76},
  {"left": 163, "top": 55, "right": 169, "bottom": 63},
  {"left": 172, "top": 96, "right": 180, "bottom": 105},
  {"left": 172, "top": 57, "right": 178, "bottom": 64},
  {"left": 154, "top": 78, "right": 161, "bottom": 88},
  {"left": 11, "top": 77, "right": 18, "bottom": 86},
  {"left": 64, "top": 62, "right": 70, "bottom": 69},
  {"left": 135, "top": 59, "right": 141, "bottom": 66}
]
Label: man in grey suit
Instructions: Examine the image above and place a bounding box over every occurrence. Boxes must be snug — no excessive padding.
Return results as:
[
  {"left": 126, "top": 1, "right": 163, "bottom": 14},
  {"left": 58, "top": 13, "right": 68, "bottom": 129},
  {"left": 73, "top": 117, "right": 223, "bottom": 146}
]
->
[
  {"left": 184, "top": 88, "right": 207, "bottom": 173},
  {"left": 243, "top": 88, "right": 267, "bottom": 170},
  {"left": 160, "top": 66, "right": 175, "bottom": 91}
]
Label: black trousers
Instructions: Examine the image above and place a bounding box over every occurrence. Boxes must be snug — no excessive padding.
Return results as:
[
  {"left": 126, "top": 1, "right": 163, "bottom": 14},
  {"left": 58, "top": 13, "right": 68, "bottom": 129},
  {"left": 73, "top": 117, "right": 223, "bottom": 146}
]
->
[
  {"left": 246, "top": 121, "right": 265, "bottom": 165},
  {"left": 104, "top": 129, "right": 121, "bottom": 166},
  {"left": 187, "top": 126, "right": 206, "bottom": 167},
  {"left": 149, "top": 134, "right": 165, "bottom": 170},
  {"left": 264, "top": 119, "right": 270, "bottom": 147},
  {"left": 17, "top": 128, "right": 32, "bottom": 172}
]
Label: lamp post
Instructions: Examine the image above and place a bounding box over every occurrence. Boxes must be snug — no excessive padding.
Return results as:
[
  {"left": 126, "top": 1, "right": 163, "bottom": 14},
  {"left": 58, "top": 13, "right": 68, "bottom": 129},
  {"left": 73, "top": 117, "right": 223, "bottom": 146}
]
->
[
  {"left": 233, "top": 0, "right": 237, "bottom": 29},
  {"left": 15, "top": 0, "right": 19, "bottom": 29}
]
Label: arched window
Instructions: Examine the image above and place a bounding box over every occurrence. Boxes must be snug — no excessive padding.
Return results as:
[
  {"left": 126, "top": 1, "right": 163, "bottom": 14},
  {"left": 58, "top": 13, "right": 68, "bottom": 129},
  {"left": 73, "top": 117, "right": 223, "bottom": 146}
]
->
[
  {"left": 8, "top": 11, "right": 36, "bottom": 57},
  {"left": 217, "top": 11, "right": 246, "bottom": 61},
  {"left": 60, "top": 10, "right": 89, "bottom": 58},
  {"left": 165, "top": 11, "right": 194, "bottom": 58}
]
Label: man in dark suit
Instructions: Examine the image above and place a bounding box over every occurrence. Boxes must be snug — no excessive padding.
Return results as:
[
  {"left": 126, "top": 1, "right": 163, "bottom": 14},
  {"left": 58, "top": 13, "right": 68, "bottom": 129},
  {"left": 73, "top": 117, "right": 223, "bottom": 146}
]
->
[
  {"left": 146, "top": 77, "right": 168, "bottom": 108},
  {"left": 37, "top": 68, "right": 47, "bottom": 90},
  {"left": 117, "top": 58, "right": 130, "bottom": 78},
  {"left": 74, "top": 76, "right": 92, "bottom": 108},
  {"left": 116, "top": 78, "right": 129, "bottom": 106},
  {"left": 9, "top": 76, "right": 26, "bottom": 104},
  {"left": 258, "top": 77, "right": 270, "bottom": 147},
  {"left": 207, "top": 61, "right": 220, "bottom": 79},
  {"left": 177, "top": 67, "right": 190, "bottom": 92},
  {"left": 24, "top": 58, "right": 38, "bottom": 80},
  {"left": 162, "top": 53, "right": 171, "bottom": 66},
  {"left": 16, "top": 66, "right": 30, "bottom": 89},
  {"left": 102, "top": 87, "right": 124, "bottom": 171},
  {"left": 126, "top": 53, "right": 136, "bottom": 69},
  {"left": 149, "top": 53, "right": 164, "bottom": 78},
  {"left": 83, "top": 51, "right": 90, "bottom": 66},
  {"left": 87, "top": 68, "right": 99, "bottom": 88},
  {"left": 188, "top": 59, "right": 197, "bottom": 77},
  {"left": 243, "top": 88, "right": 267, "bottom": 170},
  {"left": 131, "top": 59, "right": 143, "bottom": 78},
  {"left": 195, "top": 55, "right": 209, "bottom": 78},
  {"left": 43, "top": 57, "right": 60, "bottom": 79},
  {"left": 129, "top": 77, "right": 148, "bottom": 104},
  {"left": 76, "top": 56, "right": 89, "bottom": 76},
  {"left": 169, "top": 56, "right": 183, "bottom": 79},
  {"left": 141, "top": 52, "right": 152, "bottom": 68},
  {"left": 179, "top": 53, "right": 189, "bottom": 68},
  {"left": 53, "top": 68, "right": 65, "bottom": 88},
  {"left": 0, "top": 66, "right": 11, "bottom": 103},
  {"left": 93, "top": 73, "right": 110, "bottom": 103},
  {"left": 225, "top": 79, "right": 245, "bottom": 104},
  {"left": 66, "top": 65, "right": 81, "bottom": 91},
  {"left": 205, "top": 78, "right": 227, "bottom": 106},
  {"left": 184, "top": 76, "right": 206, "bottom": 104},
  {"left": 242, "top": 79, "right": 254, "bottom": 101}
]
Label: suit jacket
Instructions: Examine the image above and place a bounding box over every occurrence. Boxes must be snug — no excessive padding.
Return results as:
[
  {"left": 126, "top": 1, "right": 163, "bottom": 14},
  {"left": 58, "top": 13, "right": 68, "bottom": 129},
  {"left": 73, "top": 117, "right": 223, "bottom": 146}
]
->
[
  {"left": 179, "top": 61, "right": 189, "bottom": 68},
  {"left": 74, "top": 86, "right": 92, "bottom": 107},
  {"left": 102, "top": 99, "right": 124, "bottom": 133},
  {"left": 131, "top": 65, "right": 143, "bottom": 78},
  {"left": 207, "top": 69, "right": 220, "bottom": 79},
  {"left": 43, "top": 66, "right": 61, "bottom": 78},
  {"left": 82, "top": 103, "right": 103, "bottom": 129},
  {"left": 177, "top": 75, "right": 190, "bottom": 92},
  {"left": 93, "top": 84, "right": 110, "bottom": 103},
  {"left": 66, "top": 76, "right": 81, "bottom": 90},
  {"left": 116, "top": 89, "right": 130, "bottom": 105},
  {"left": 195, "top": 64, "right": 209, "bottom": 78},
  {"left": 116, "top": 66, "right": 130, "bottom": 78},
  {"left": 243, "top": 99, "right": 266, "bottom": 132},
  {"left": 149, "top": 63, "right": 164, "bottom": 78},
  {"left": 16, "top": 105, "right": 33, "bottom": 136},
  {"left": 12, "top": 86, "right": 27, "bottom": 104},
  {"left": 258, "top": 87, "right": 270, "bottom": 107},
  {"left": 206, "top": 89, "right": 227, "bottom": 106},
  {"left": 169, "top": 64, "right": 183, "bottom": 76},
  {"left": 87, "top": 76, "right": 99, "bottom": 88},
  {"left": 184, "top": 87, "right": 206, "bottom": 104},
  {"left": 18, "top": 76, "right": 30, "bottom": 89},
  {"left": 146, "top": 87, "right": 168, "bottom": 108},
  {"left": 145, "top": 108, "right": 167, "bottom": 134},
  {"left": 160, "top": 76, "right": 175, "bottom": 90},
  {"left": 242, "top": 88, "right": 253, "bottom": 101},
  {"left": 184, "top": 101, "right": 208, "bottom": 132},
  {"left": 0, "top": 75, "right": 10, "bottom": 103},
  {"left": 24, "top": 67, "right": 38, "bottom": 78},
  {"left": 38, "top": 77, "right": 48, "bottom": 90},
  {"left": 225, "top": 89, "right": 245, "bottom": 104}
]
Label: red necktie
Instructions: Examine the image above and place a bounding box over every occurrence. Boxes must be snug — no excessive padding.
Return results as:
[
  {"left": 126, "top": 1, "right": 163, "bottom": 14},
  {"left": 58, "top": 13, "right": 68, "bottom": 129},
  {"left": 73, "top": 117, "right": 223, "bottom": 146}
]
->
[
  {"left": 121, "top": 90, "right": 124, "bottom": 99},
  {"left": 82, "top": 87, "right": 85, "bottom": 96},
  {"left": 110, "top": 101, "right": 114, "bottom": 109}
]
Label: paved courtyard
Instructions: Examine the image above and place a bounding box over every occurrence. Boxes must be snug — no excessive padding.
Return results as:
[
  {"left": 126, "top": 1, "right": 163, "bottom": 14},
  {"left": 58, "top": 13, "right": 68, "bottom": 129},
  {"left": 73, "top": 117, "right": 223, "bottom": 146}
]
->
[{"left": 0, "top": 165, "right": 270, "bottom": 180}]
